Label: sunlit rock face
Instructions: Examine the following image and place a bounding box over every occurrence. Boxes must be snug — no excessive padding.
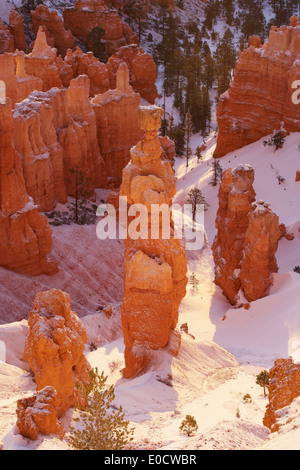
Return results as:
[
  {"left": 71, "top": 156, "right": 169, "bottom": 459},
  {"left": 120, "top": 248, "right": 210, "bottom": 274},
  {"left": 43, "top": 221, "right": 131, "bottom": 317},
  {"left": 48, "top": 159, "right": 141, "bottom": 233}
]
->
[
  {"left": 16, "top": 386, "right": 65, "bottom": 440},
  {"left": 212, "top": 164, "right": 280, "bottom": 305},
  {"left": 24, "top": 289, "right": 91, "bottom": 417},
  {"left": 0, "top": 98, "right": 57, "bottom": 276},
  {"left": 214, "top": 16, "right": 300, "bottom": 158},
  {"left": 91, "top": 62, "right": 144, "bottom": 187},
  {"left": 119, "top": 105, "right": 187, "bottom": 378},
  {"left": 263, "top": 358, "right": 300, "bottom": 432},
  {"left": 63, "top": 0, "right": 138, "bottom": 57},
  {"left": 31, "top": 4, "right": 75, "bottom": 57}
]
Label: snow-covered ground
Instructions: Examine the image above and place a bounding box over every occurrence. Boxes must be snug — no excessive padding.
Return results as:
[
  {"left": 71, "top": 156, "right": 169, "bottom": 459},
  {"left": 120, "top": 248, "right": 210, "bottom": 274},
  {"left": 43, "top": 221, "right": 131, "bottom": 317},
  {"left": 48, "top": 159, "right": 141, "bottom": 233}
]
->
[{"left": 0, "top": 130, "right": 300, "bottom": 450}]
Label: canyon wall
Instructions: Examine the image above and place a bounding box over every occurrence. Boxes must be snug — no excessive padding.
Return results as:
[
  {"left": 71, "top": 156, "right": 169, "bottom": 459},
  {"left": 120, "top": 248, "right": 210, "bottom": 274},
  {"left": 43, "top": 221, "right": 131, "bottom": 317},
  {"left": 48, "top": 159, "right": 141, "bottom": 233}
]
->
[
  {"left": 214, "top": 17, "right": 300, "bottom": 158},
  {"left": 120, "top": 105, "right": 187, "bottom": 378}
]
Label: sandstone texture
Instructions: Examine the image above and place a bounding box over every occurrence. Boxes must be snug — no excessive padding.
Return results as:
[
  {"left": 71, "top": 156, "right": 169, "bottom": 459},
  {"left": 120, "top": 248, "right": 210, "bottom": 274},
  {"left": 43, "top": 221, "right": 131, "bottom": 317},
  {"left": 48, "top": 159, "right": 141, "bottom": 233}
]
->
[
  {"left": 31, "top": 4, "right": 75, "bottom": 57},
  {"left": 0, "top": 98, "right": 57, "bottom": 276},
  {"left": 63, "top": 0, "right": 138, "bottom": 57},
  {"left": 212, "top": 164, "right": 280, "bottom": 305},
  {"left": 24, "top": 289, "right": 91, "bottom": 417},
  {"left": 9, "top": 10, "right": 27, "bottom": 52},
  {"left": 91, "top": 62, "right": 143, "bottom": 186},
  {"left": 214, "top": 17, "right": 300, "bottom": 158},
  {"left": 16, "top": 386, "right": 65, "bottom": 440},
  {"left": 263, "top": 358, "right": 300, "bottom": 432},
  {"left": 120, "top": 105, "right": 187, "bottom": 378}
]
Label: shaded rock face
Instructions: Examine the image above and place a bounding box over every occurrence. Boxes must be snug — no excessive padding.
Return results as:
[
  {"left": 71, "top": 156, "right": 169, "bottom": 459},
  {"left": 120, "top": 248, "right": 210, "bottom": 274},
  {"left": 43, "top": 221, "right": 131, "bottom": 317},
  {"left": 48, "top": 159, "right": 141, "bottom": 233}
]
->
[
  {"left": 91, "top": 63, "right": 144, "bottom": 186},
  {"left": 24, "top": 289, "right": 91, "bottom": 417},
  {"left": 0, "top": 19, "right": 14, "bottom": 54},
  {"left": 263, "top": 358, "right": 300, "bottom": 432},
  {"left": 16, "top": 386, "right": 65, "bottom": 440},
  {"left": 119, "top": 105, "right": 187, "bottom": 378},
  {"left": 13, "top": 75, "right": 107, "bottom": 211},
  {"left": 31, "top": 4, "right": 75, "bottom": 57},
  {"left": 63, "top": 0, "right": 138, "bottom": 57},
  {"left": 214, "top": 17, "right": 300, "bottom": 158},
  {"left": 0, "top": 52, "right": 42, "bottom": 108},
  {"left": 9, "top": 10, "right": 27, "bottom": 52},
  {"left": 212, "top": 164, "right": 280, "bottom": 305},
  {"left": 0, "top": 99, "right": 57, "bottom": 277}
]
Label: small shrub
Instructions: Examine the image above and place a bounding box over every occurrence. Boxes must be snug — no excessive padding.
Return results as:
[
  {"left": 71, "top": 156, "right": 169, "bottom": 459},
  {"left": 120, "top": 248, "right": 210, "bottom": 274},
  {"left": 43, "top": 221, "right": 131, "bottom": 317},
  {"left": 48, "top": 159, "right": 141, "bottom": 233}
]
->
[
  {"left": 294, "top": 266, "right": 300, "bottom": 274},
  {"left": 179, "top": 415, "right": 198, "bottom": 437},
  {"left": 243, "top": 393, "right": 252, "bottom": 403}
]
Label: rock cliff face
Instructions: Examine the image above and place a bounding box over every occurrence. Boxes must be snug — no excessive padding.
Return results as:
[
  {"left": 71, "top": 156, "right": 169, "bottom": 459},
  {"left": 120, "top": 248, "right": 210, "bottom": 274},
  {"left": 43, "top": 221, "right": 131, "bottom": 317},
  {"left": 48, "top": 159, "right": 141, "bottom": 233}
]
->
[
  {"left": 91, "top": 63, "right": 143, "bottom": 186},
  {"left": 0, "top": 19, "right": 14, "bottom": 54},
  {"left": 214, "top": 17, "right": 300, "bottom": 158},
  {"left": 13, "top": 75, "right": 107, "bottom": 211},
  {"left": 263, "top": 358, "right": 300, "bottom": 432},
  {"left": 63, "top": 0, "right": 138, "bottom": 57},
  {"left": 31, "top": 4, "right": 75, "bottom": 57},
  {"left": 212, "top": 164, "right": 280, "bottom": 305},
  {"left": 0, "top": 98, "right": 57, "bottom": 276},
  {"left": 0, "top": 52, "right": 43, "bottom": 108},
  {"left": 16, "top": 386, "right": 65, "bottom": 440},
  {"left": 24, "top": 289, "right": 91, "bottom": 417},
  {"left": 120, "top": 105, "right": 187, "bottom": 378}
]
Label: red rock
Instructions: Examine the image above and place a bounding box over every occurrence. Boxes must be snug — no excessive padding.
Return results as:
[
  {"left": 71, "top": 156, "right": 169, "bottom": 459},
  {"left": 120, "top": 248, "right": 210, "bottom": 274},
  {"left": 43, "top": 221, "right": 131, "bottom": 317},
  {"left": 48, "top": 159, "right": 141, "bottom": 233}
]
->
[
  {"left": 107, "top": 45, "right": 158, "bottom": 104},
  {"left": 0, "top": 52, "right": 43, "bottom": 108},
  {"left": 63, "top": 0, "right": 138, "bottom": 57},
  {"left": 9, "top": 10, "right": 27, "bottom": 52},
  {"left": 159, "top": 135, "right": 176, "bottom": 162},
  {"left": 214, "top": 17, "right": 300, "bottom": 158},
  {"left": 31, "top": 4, "right": 75, "bottom": 57},
  {"left": 16, "top": 386, "right": 65, "bottom": 440},
  {"left": 296, "top": 170, "right": 300, "bottom": 182},
  {"left": 212, "top": 164, "right": 256, "bottom": 305},
  {"left": 0, "top": 98, "right": 57, "bottom": 276},
  {"left": 239, "top": 200, "right": 281, "bottom": 302},
  {"left": 24, "top": 289, "right": 91, "bottom": 417},
  {"left": 120, "top": 105, "right": 187, "bottom": 378},
  {"left": 25, "top": 26, "right": 63, "bottom": 92},
  {"left": 0, "top": 19, "right": 14, "bottom": 54},
  {"left": 91, "top": 62, "right": 143, "bottom": 186},
  {"left": 263, "top": 358, "right": 300, "bottom": 432}
]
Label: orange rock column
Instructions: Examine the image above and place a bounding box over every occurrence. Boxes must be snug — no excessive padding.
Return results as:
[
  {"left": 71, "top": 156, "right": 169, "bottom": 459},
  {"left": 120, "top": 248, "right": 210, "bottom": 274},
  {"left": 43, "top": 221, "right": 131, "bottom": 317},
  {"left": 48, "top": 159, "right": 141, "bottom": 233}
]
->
[{"left": 120, "top": 105, "right": 187, "bottom": 378}]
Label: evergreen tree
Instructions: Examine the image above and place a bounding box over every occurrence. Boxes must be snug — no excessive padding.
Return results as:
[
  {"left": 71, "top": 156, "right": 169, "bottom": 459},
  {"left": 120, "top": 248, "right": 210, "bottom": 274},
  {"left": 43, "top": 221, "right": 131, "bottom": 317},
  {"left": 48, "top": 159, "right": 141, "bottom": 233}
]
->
[
  {"left": 172, "top": 123, "right": 185, "bottom": 156},
  {"left": 196, "top": 146, "right": 203, "bottom": 163},
  {"left": 68, "top": 367, "right": 134, "bottom": 450},
  {"left": 210, "top": 159, "right": 223, "bottom": 186},
  {"left": 256, "top": 370, "right": 270, "bottom": 397},
  {"left": 179, "top": 415, "right": 198, "bottom": 437},
  {"left": 184, "top": 111, "right": 193, "bottom": 167},
  {"left": 187, "top": 187, "right": 209, "bottom": 232},
  {"left": 86, "top": 27, "right": 106, "bottom": 62},
  {"left": 214, "top": 28, "right": 237, "bottom": 99}
]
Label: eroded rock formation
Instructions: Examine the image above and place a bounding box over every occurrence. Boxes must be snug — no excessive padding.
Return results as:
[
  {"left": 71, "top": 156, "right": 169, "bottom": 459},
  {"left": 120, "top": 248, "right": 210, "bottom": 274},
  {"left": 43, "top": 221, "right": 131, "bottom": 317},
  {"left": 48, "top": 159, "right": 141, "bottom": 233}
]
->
[
  {"left": 0, "top": 19, "right": 14, "bottom": 54},
  {"left": 16, "top": 386, "right": 65, "bottom": 440},
  {"left": 9, "top": 10, "right": 27, "bottom": 52},
  {"left": 63, "top": 0, "right": 138, "bottom": 57},
  {"left": 24, "top": 289, "right": 91, "bottom": 417},
  {"left": 13, "top": 75, "right": 107, "bottom": 211},
  {"left": 0, "top": 98, "right": 57, "bottom": 276},
  {"left": 214, "top": 17, "right": 300, "bottom": 158},
  {"left": 263, "top": 358, "right": 300, "bottom": 432},
  {"left": 31, "top": 4, "right": 75, "bottom": 57},
  {"left": 91, "top": 62, "right": 143, "bottom": 186},
  {"left": 212, "top": 164, "right": 280, "bottom": 305},
  {"left": 120, "top": 105, "right": 187, "bottom": 378},
  {"left": 0, "top": 52, "right": 42, "bottom": 108}
]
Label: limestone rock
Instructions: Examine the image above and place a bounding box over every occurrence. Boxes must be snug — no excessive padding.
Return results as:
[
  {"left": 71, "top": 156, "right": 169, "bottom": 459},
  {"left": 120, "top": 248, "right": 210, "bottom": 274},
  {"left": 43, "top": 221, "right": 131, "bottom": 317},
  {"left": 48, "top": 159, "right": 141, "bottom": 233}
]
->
[
  {"left": 263, "top": 358, "right": 300, "bottom": 432},
  {"left": 120, "top": 105, "right": 187, "bottom": 378},
  {"left": 240, "top": 201, "right": 281, "bottom": 302},
  {"left": 212, "top": 164, "right": 256, "bottom": 305},
  {"left": 214, "top": 17, "right": 300, "bottom": 158},
  {"left": 24, "top": 289, "right": 91, "bottom": 417},
  {"left": 0, "top": 98, "right": 57, "bottom": 276},
  {"left": 31, "top": 4, "right": 75, "bottom": 57},
  {"left": 0, "top": 19, "right": 14, "bottom": 54},
  {"left": 9, "top": 10, "right": 27, "bottom": 52},
  {"left": 16, "top": 386, "right": 65, "bottom": 440},
  {"left": 0, "top": 52, "right": 43, "bottom": 108},
  {"left": 91, "top": 63, "right": 143, "bottom": 186},
  {"left": 63, "top": 0, "right": 138, "bottom": 57}
]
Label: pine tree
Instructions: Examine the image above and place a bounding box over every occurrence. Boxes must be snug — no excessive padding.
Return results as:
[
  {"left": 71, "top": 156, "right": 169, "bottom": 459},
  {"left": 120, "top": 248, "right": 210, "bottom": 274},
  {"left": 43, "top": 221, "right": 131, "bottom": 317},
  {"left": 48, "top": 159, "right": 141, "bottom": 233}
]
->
[
  {"left": 187, "top": 187, "right": 209, "bottom": 232},
  {"left": 214, "top": 28, "right": 237, "bottom": 99},
  {"left": 256, "top": 370, "right": 270, "bottom": 397},
  {"left": 179, "top": 415, "right": 198, "bottom": 437},
  {"left": 210, "top": 159, "right": 223, "bottom": 186},
  {"left": 196, "top": 146, "right": 203, "bottom": 163},
  {"left": 185, "top": 111, "right": 193, "bottom": 167},
  {"left": 190, "top": 272, "right": 200, "bottom": 294},
  {"left": 86, "top": 27, "right": 106, "bottom": 62},
  {"left": 68, "top": 367, "right": 135, "bottom": 450}
]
